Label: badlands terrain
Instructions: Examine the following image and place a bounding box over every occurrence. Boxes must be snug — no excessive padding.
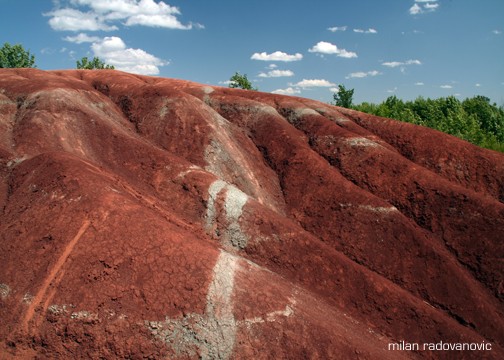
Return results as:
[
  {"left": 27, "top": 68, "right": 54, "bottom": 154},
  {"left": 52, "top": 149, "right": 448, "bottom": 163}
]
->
[{"left": 0, "top": 69, "right": 503, "bottom": 359}]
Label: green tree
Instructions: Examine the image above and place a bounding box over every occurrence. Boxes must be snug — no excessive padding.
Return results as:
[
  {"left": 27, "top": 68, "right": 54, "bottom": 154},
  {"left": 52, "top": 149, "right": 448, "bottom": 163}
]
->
[
  {"left": 353, "top": 94, "right": 504, "bottom": 152},
  {"left": 354, "top": 101, "right": 378, "bottom": 114},
  {"left": 0, "top": 43, "right": 36, "bottom": 68},
  {"left": 462, "top": 96, "right": 504, "bottom": 141},
  {"left": 410, "top": 97, "right": 445, "bottom": 129},
  {"left": 332, "top": 85, "right": 354, "bottom": 108},
  {"left": 76, "top": 56, "right": 115, "bottom": 70},
  {"left": 229, "top": 72, "right": 257, "bottom": 90}
]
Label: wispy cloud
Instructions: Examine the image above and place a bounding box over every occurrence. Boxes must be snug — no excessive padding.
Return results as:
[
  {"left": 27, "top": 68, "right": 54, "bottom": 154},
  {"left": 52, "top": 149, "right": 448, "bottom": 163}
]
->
[
  {"left": 346, "top": 70, "right": 381, "bottom": 79},
  {"left": 493, "top": 30, "right": 502, "bottom": 35},
  {"left": 440, "top": 85, "right": 453, "bottom": 89},
  {"left": 382, "top": 61, "right": 403, "bottom": 68},
  {"left": 403, "top": 30, "right": 423, "bottom": 35},
  {"left": 293, "top": 79, "right": 336, "bottom": 88},
  {"left": 415, "top": 82, "right": 424, "bottom": 86},
  {"left": 328, "top": 26, "right": 347, "bottom": 32},
  {"left": 258, "top": 69, "right": 294, "bottom": 78},
  {"left": 308, "top": 41, "right": 357, "bottom": 58},
  {"left": 353, "top": 28, "right": 377, "bottom": 34},
  {"left": 46, "top": 0, "right": 202, "bottom": 31},
  {"left": 382, "top": 59, "right": 422, "bottom": 68},
  {"left": 409, "top": 0, "right": 439, "bottom": 15},
  {"left": 91, "top": 36, "right": 167, "bottom": 75},
  {"left": 251, "top": 51, "right": 303, "bottom": 62},
  {"left": 40, "top": 47, "right": 55, "bottom": 55}
]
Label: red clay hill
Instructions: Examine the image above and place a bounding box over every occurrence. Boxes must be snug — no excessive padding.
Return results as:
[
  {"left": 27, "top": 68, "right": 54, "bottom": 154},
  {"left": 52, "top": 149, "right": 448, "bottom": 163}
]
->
[{"left": 0, "top": 69, "right": 503, "bottom": 359}]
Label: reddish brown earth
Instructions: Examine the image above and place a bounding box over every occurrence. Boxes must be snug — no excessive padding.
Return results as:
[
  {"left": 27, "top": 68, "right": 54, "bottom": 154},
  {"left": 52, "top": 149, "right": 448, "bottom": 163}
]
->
[{"left": 0, "top": 68, "right": 503, "bottom": 359}]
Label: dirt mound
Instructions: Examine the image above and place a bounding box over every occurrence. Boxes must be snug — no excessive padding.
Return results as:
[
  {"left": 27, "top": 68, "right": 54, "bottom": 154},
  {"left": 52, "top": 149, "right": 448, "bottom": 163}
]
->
[{"left": 1, "top": 69, "right": 503, "bottom": 359}]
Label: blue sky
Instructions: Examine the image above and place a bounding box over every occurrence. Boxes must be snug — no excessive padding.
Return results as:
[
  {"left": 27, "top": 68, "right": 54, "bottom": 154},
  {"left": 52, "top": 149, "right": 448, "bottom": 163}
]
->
[{"left": 1, "top": 0, "right": 503, "bottom": 104}]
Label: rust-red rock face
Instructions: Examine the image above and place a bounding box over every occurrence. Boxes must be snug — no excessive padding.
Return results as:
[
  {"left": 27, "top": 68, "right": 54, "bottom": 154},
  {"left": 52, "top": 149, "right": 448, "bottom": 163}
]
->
[{"left": 0, "top": 69, "right": 503, "bottom": 359}]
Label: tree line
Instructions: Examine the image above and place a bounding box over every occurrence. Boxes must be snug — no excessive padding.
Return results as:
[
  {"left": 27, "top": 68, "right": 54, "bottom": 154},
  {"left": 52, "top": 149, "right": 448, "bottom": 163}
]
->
[{"left": 344, "top": 89, "right": 504, "bottom": 153}]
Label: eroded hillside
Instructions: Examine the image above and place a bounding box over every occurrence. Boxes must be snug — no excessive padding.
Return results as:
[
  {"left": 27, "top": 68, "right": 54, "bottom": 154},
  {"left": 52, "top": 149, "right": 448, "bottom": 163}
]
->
[{"left": 0, "top": 69, "right": 503, "bottom": 359}]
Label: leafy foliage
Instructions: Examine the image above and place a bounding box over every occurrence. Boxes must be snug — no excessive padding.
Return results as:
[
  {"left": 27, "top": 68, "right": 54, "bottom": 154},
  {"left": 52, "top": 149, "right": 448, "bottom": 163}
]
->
[
  {"left": 0, "top": 43, "right": 36, "bottom": 68},
  {"left": 353, "top": 95, "right": 504, "bottom": 152},
  {"left": 333, "top": 85, "right": 354, "bottom": 108},
  {"left": 76, "top": 56, "right": 115, "bottom": 70},
  {"left": 229, "top": 72, "right": 257, "bottom": 90}
]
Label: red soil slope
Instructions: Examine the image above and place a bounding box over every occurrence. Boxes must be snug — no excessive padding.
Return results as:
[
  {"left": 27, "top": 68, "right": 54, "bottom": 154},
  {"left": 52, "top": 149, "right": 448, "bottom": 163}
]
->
[{"left": 0, "top": 69, "right": 503, "bottom": 359}]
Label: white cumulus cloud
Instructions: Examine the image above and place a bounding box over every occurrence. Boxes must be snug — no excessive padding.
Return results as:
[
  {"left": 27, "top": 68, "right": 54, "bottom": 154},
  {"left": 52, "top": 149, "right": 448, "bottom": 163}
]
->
[
  {"left": 46, "top": 0, "right": 201, "bottom": 31},
  {"left": 124, "top": 14, "right": 192, "bottom": 29},
  {"left": 440, "top": 85, "right": 453, "bottom": 89},
  {"left": 91, "top": 36, "right": 167, "bottom": 75},
  {"left": 272, "top": 87, "right": 301, "bottom": 95},
  {"left": 258, "top": 70, "right": 294, "bottom": 78},
  {"left": 409, "top": 4, "right": 422, "bottom": 15},
  {"left": 415, "top": 82, "right": 424, "bottom": 86},
  {"left": 308, "top": 41, "right": 357, "bottom": 58},
  {"left": 46, "top": 8, "right": 117, "bottom": 31},
  {"left": 294, "top": 79, "right": 336, "bottom": 88},
  {"left": 337, "top": 49, "right": 358, "bottom": 58},
  {"left": 81, "top": 0, "right": 201, "bottom": 29},
  {"left": 251, "top": 51, "right": 303, "bottom": 62}
]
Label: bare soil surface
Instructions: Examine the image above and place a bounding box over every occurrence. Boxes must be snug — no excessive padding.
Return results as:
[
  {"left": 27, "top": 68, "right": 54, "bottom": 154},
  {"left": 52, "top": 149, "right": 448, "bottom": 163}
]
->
[{"left": 0, "top": 69, "right": 503, "bottom": 359}]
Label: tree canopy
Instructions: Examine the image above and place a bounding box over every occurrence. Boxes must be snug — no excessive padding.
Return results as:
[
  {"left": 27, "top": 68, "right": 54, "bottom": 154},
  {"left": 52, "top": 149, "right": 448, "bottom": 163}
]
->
[
  {"left": 353, "top": 95, "right": 504, "bottom": 152},
  {"left": 229, "top": 72, "right": 257, "bottom": 90},
  {"left": 333, "top": 85, "right": 354, "bottom": 108},
  {"left": 76, "top": 56, "right": 115, "bottom": 70},
  {"left": 0, "top": 43, "right": 36, "bottom": 68}
]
